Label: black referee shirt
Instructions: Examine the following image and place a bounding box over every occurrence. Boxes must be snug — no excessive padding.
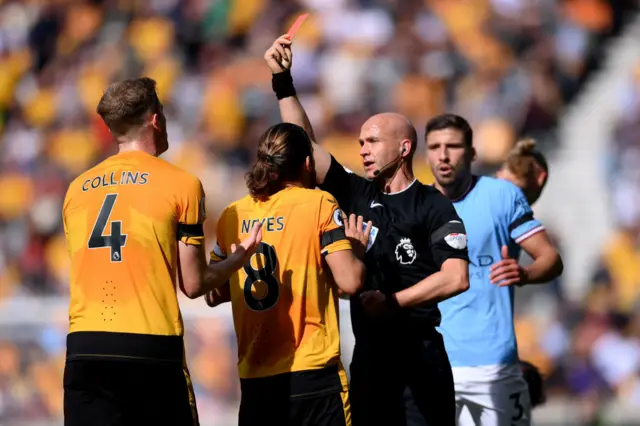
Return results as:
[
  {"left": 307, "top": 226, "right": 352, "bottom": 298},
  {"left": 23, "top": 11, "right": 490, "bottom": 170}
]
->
[{"left": 320, "top": 156, "right": 469, "bottom": 342}]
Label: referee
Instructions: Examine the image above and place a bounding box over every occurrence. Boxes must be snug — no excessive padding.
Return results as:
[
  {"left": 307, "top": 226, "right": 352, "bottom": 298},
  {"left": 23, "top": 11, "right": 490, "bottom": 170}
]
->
[{"left": 264, "top": 35, "right": 470, "bottom": 426}]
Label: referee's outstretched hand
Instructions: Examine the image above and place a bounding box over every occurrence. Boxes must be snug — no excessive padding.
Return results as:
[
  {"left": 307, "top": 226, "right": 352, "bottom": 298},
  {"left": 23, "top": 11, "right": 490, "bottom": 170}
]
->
[
  {"left": 342, "top": 212, "right": 372, "bottom": 260},
  {"left": 264, "top": 35, "right": 293, "bottom": 74},
  {"left": 489, "top": 245, "right": 527, "bottom": 287}
]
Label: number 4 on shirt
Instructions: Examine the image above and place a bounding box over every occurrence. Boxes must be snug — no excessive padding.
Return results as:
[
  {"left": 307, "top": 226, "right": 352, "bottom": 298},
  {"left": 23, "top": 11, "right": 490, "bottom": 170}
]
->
[{"left": 88, "top": 193, "right": 127, "bottom": 262}]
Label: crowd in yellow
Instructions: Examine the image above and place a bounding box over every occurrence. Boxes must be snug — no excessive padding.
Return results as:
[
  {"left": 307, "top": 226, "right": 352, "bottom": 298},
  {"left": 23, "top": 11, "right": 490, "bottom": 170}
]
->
[{"left": 0, "top": 0, "right": 636, "bottom": 423}]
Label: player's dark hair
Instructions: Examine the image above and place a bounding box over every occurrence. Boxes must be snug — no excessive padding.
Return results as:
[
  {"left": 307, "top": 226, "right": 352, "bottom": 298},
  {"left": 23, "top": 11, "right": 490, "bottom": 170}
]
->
[
  {"left": 246, "top": 122, "right": 313, "bottom": 201},
  {"left": 97, "top": 77, "right": 161, "bottom": 141},
  {"left": 520, "top": 360, "right": 546, "bottom": 407},
  {"left": 425, "top": 114, "right": 473, "bottom": 147}
]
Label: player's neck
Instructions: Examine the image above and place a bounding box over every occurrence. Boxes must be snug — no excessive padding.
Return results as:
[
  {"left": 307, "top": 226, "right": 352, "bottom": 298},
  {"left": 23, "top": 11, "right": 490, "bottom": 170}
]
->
[
  {"left": 436, "top": 174, "right": 474, "bottom": 201},
  {"left": 118, "top": 140, "right": 159, "bottom": 157},
  {"left": 283, "top": 182, "right": 304, "bottom": 190},
  {"left": 380, "top": 165, "right": 415, "bottom": 194}
]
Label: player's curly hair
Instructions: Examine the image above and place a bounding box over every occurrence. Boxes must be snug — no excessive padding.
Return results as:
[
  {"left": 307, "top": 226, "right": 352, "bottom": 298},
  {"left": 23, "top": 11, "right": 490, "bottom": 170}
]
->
[
  {"left": 504, "top": 138, "right": 549, "bottom": 183},
  {"left": 520, "top": 360, "right": 547, "bottom": 407},
  {"left": 246, "top": 122, "right": 314, "bottom": 201}
]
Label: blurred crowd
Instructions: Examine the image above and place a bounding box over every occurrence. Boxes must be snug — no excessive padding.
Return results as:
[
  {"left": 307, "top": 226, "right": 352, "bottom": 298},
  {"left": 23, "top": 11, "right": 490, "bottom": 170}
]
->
[{"left": 0, "top": 0, "right": 637, "bottom": 424}]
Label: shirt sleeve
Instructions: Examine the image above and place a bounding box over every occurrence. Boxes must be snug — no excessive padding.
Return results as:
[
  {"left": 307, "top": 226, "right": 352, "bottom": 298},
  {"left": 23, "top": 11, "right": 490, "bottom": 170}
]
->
[
  {"left": 427, "top": 193, "right": 470, "bottom": 268},
  {"left": 318, "top": 194, "right": 352, "bottom": 256},
  {"left": 319, "top": 155, "right": 369, "bottom": 213},
  {"left": 209, "top": 211, "right": 228, "bottom": 263},
  {"left": 506, "top": 185, "right": 544, "bottom": 244},
  {"left": 176, "top": 176, "right": 206, "bottom": 246},
  {"left": 62, "top": 187, "right": 72, "bottom": 258}
]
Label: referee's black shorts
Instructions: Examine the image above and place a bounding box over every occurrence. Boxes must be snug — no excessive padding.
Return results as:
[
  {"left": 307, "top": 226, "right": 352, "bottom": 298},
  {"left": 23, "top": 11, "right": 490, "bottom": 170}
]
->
[
  {"left": 239, "top": 364, "right": 351, "bottom": 426},
  {"left": 349, "top": 328, "right": 455, "bottom": 426},
  {"left": 63, "top": 359, "right": 199, "bottom": 426}
]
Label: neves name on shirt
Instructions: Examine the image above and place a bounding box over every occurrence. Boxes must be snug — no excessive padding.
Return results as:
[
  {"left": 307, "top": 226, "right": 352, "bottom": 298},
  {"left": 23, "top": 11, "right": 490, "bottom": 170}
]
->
[{"left": 241, "top": 217, "right": 285, "bottom": 234}]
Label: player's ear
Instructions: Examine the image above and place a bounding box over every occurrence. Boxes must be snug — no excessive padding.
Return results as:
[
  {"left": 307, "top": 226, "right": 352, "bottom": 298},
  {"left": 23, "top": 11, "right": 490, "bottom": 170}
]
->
[
  {"left": 304, "top": 155, "right": 311, "bottom": 171},
  {"left": 150, "top": 113, "right": 161, "bottom": 131},
  {"left": 537, "top": 170, "right": 548, "bottom": 188},
  {"left": 469, "top": 146, "right": 477, "bottom": 162}
]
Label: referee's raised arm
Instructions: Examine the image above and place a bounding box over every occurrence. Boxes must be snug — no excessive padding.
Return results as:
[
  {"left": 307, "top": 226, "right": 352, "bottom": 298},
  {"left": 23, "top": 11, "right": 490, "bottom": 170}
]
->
[{"left": 264, "top": 35, "right": 332, "bottom": 185}]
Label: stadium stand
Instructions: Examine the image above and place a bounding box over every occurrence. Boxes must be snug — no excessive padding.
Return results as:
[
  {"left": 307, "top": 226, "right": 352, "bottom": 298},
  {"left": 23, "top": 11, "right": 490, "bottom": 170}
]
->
[{"left": 0, "top": 0, "right": 638, "bottom": 424}]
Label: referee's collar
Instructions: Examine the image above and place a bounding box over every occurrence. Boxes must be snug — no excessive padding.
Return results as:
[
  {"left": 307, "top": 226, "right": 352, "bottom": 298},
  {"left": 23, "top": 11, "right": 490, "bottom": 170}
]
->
[{"left": 382, "top": 178, "right": 417, "bottom": 195}]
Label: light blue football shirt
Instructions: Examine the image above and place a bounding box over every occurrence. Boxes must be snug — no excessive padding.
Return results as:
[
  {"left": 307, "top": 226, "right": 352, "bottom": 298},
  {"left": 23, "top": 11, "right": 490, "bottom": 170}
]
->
[{"left": 437, "top": 176, "right": 544, "bottom": 367}]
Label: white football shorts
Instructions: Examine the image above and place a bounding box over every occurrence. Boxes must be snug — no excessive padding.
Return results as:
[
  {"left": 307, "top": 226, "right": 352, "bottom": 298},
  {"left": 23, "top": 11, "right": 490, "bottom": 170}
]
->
[{"left": 453, "top": 363, "right": 532, "bottom": 426}]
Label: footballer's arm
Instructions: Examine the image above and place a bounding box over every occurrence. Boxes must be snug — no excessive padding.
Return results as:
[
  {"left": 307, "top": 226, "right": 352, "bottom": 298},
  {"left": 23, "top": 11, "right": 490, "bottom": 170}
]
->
[
  {"left": 265, "top": 35, "right": 332, "bottom": 184},
  {"left": 178, "top": 223, "right": 262, "bottom": 299},
  {"left": 518, "top": 231, "right": 563, "bottom": 284},
  {"left": 325, "top": 250, "right": 365, "bottom": 296},
  {"left": 392, "top": 258, "right": 470, "bottom": 308}
]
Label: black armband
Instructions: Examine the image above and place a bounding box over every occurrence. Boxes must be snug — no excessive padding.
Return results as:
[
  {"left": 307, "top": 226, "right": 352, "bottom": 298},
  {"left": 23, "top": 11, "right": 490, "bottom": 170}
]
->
[
  {"left": 272, "top": 70, "right": 297, "bottom": 100},
  {"left": 177, "top": 223, "right": 204, "bottom": 240}
]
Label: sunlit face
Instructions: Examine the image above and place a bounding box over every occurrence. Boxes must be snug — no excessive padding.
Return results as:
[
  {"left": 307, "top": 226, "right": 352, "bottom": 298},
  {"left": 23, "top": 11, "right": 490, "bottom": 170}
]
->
[
  {"left": 496, "top": 167, "right": 526, "bottom": 190},
  {"left": 359, "top": 121, "right": 403, "bottom": 180},
  {"left": 497, "top": 166, "right": 546, "bottom": 205},
  {"left": 425, "top": 128, "right": 472, "bottom": 187}
]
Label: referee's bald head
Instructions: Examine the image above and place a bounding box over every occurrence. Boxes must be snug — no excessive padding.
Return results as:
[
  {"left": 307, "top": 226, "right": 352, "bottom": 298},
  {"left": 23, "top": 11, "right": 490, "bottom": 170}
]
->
[
  {"left": 363, "top": 112, "right": 418, "bottom": 155},
  {"left": 358, "top": 112, "right": 418, "bottom": 181}
]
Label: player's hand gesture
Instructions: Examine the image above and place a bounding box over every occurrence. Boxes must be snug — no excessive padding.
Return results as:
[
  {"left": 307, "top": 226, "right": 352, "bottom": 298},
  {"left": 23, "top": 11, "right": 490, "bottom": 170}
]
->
[
  {"left": 264, "top": 35, "right": 293, "bottom": 74},
  {"left": 489, "top": 245, "right": 528, "bottom": 287},
  {"left": 342, "top": 212, "right": 372, "bottom": 260},
  {"left": 233, "top": 222, "right": 263, "bottom": 263},
  {"left": 205, "top": 283, "right": 231, "bottom": 308}
]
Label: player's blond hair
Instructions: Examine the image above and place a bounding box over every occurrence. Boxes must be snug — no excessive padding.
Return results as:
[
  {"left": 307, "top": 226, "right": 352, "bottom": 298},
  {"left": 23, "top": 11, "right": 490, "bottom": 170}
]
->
[{"left": 504, "top": 138, "right": 548, "bottom": 181}]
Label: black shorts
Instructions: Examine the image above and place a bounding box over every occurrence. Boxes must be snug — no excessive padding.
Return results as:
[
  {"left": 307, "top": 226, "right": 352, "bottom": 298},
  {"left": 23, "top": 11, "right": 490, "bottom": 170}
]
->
[
  {"left": 64, "top": 359, "right": 199, "bottom": 426},
  {"left": 239, "top": 364, "right": 350, "bottom": 426},
  {"left": 349, "top": 330, "right": 455, "bottom": 426}
]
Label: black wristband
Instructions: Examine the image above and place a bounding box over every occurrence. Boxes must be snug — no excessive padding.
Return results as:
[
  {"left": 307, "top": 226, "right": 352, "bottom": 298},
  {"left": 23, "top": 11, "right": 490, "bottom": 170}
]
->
[
  {"left": 386, "top": 293, "right": 401, "bottom": 313},
  {"left": 272, "top": 70, "right": 297, "bottom": 100}
]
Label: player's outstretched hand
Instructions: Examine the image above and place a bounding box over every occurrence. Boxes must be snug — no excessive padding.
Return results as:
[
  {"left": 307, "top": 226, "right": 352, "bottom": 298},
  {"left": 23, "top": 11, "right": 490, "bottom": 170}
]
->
[
  {"left": 264, "top": 35, "right": 293, "bottom": 74},
  {"left": 489, "top": 245, "right": 528, "bottom": 287},
  {"left": 342, "top": 212, "right": 372, "bottom": 260},
  {"left": 233, "top": 222, "right": 263, "bottom": 263}
]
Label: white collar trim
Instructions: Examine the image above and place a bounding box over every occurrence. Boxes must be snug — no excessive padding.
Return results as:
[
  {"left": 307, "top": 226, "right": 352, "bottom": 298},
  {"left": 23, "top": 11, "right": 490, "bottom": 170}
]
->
[{"left": 383, "top": 178, "right": 417, "bottom": 195}]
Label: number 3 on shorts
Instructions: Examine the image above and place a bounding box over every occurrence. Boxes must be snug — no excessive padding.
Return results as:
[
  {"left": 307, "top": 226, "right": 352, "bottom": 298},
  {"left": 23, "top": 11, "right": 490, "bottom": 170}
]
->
[
  {"left": 509, "top": 392, "right": 524, "bottom": 422},
  {"left": 243, "top": 242, "right": 280, "bottom": 311}
]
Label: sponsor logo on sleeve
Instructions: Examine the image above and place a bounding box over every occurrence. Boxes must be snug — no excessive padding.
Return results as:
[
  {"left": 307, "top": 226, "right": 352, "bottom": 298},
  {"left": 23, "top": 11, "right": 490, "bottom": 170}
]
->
[{"left": 444, "top": 233, "right": 467, "bottom": 250}]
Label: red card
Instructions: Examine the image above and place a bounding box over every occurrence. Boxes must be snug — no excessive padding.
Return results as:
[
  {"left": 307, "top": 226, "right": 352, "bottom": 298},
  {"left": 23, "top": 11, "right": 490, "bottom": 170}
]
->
[{"left": 287, "top": 13, "right": 309, "bottom": 38}]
